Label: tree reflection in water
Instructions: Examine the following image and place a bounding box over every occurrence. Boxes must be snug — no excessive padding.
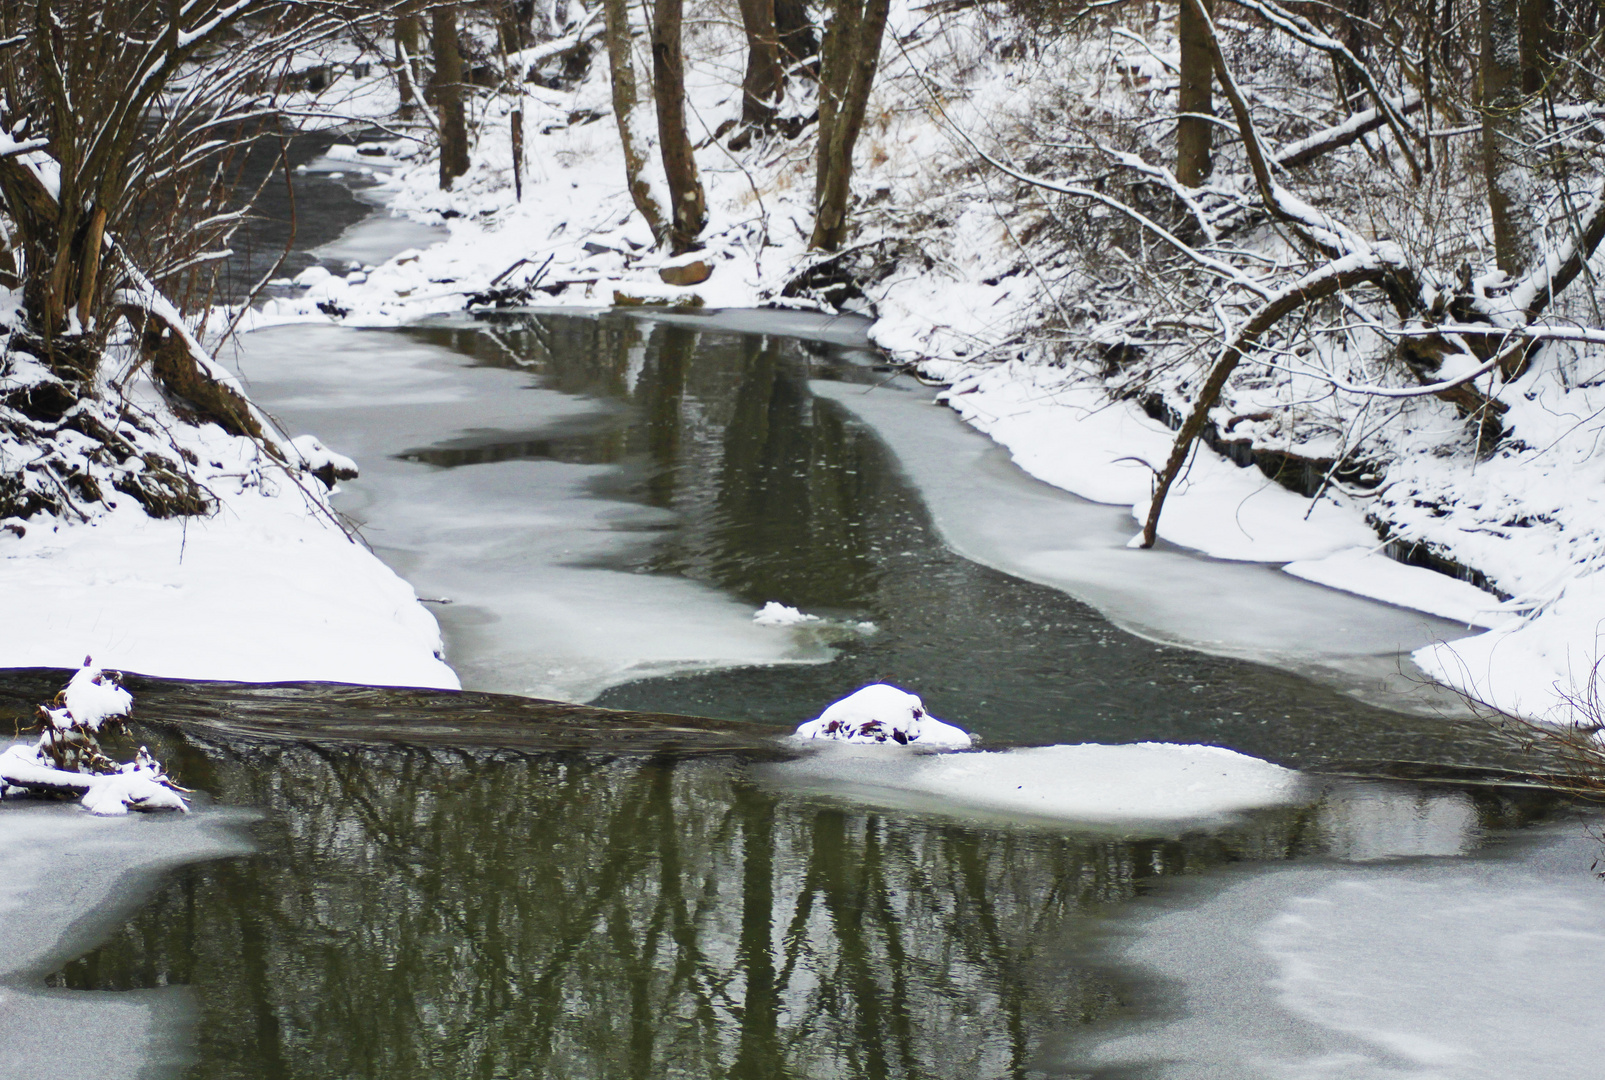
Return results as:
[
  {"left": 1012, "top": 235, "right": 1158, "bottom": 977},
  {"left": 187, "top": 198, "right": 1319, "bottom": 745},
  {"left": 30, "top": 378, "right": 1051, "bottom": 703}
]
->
[{"left": 50, "top": 740, "right": 1325, "bottom": 1080}]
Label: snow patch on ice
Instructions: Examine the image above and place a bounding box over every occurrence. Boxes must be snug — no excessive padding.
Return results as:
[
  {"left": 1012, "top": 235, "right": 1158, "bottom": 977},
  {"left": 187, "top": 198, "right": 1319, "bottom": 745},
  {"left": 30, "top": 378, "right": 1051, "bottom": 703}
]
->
[
  {"left": 773, "top": 740, "right": 1303, "bottom": 827},
  {"left": 1070, "top": 826, "right": 1605, "bottom": 1078}
]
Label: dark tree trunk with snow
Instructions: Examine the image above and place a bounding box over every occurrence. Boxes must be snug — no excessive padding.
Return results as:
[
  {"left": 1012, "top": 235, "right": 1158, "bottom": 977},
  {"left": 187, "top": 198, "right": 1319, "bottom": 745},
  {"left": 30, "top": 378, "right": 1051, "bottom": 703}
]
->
[
  {"left": 395, "top": 1, "right": 424, "bottom": 120},
  {"left": 433, "top": 4, "right": 472, "bottom": 190},
  {"left": 1518, "top": 0, "right": 1552, "bottom": 94},
  {"left": 651, "top": 0, "right": 707, "bottom": 253},
  {"left": 775, "top": 0, "right": 819, "bottom": 74},
  {"left": 811, "top": 0, "right": 891, "bottom": 252},
  {"left": 601, "top": 0, "right": 668, "bottom": 241},
  {"left": 1176, "top": 0, "right": 1214, "bottom": 187},
  {"left": 1480, "top": 0, "right": 1539, "bottom": 272},
  {"left": 735, "top": 0, "right": 785, "bottom": 136}
]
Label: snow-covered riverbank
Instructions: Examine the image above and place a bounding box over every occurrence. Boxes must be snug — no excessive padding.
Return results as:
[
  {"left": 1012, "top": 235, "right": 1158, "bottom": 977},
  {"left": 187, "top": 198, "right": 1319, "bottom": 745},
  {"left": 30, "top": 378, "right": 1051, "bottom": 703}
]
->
[
  {"left": 7, "top": 0, "right": 1600, "bottom": 723},
  {"left": 200, "top": 21, "right": 1529, "bottom": 716}
]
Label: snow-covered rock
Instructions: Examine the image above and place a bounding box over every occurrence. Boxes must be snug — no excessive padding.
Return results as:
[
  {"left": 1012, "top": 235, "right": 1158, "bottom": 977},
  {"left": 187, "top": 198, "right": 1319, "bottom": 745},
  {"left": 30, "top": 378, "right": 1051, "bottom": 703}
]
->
[{"left": 793, "top": 683, "right": 974, "bottom": 748}]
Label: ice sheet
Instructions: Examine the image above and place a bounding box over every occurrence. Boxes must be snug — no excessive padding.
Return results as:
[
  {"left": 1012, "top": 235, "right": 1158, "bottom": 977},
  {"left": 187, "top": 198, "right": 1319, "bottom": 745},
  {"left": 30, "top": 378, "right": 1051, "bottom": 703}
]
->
[
  {"left": 1063, "top": 823, "right": 1605, "bottom": 1079},
  {"left": 310, "top": 211, "right": 448, "bottom": 268},
  {"left": 810, "top": 380, "right": 1476, "bottom": 713},
  {"left": 231, "top": 324, "right": 829, "bottom": 701},
  {"left": 765, "top": 742, "right": 1303, "bottom": 829},
  {"left": 0, "top": 803, "right": 253, "bottom": 1080},
  {"left": 1286, "top": 546, "right": 1510, "bottom": 629}
]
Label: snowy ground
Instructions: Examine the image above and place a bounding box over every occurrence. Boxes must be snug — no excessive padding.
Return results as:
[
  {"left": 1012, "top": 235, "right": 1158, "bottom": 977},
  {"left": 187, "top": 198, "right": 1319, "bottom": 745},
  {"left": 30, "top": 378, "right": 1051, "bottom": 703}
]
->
[{"left": 0, "top": 392, "right": 456, "bottom": 688}]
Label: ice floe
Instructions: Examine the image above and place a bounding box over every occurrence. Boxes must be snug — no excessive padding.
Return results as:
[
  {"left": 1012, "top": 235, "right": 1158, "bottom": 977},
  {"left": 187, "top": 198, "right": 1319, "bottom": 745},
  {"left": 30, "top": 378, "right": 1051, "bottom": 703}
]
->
[{"left": 774, "top": 736, "right": 1303, "bottom": 829}]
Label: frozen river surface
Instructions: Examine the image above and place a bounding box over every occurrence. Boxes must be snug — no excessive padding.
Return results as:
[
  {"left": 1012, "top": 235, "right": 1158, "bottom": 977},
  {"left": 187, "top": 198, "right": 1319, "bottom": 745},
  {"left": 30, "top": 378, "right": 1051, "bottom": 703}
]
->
[{"left": 5, "top": 294, "right": 1600, "bottom": 1080}]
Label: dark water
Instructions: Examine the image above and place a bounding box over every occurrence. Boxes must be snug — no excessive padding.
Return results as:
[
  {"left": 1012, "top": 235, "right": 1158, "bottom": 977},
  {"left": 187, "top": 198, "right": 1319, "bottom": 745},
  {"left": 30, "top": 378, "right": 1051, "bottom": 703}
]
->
[
  {"left": 36, "top": 728, "right": 1559, "bottom": 1080},
  {"left": 9, "top": 228, "right": 1572, "bottom": 1076},
  {"left": 217, "top": 125, "right": 385, "bottom": 301},
  {"left": 399, "top": 312, "right": 1524, "bottom": 774}
]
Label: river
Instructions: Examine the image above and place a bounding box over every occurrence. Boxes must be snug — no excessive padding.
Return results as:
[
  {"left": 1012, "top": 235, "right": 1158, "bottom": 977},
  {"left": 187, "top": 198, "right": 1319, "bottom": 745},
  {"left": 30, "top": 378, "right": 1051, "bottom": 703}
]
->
[{"left": 2, "top": 149, "right": 1601, "bottom": 1080}]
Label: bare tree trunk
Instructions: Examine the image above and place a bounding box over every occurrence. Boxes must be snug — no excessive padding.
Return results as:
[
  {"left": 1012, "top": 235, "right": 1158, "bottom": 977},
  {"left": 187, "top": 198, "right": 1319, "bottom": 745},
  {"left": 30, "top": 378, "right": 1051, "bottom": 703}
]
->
[
  {"left": 602, "top": 0, "right": 667, "bottom": 240},
  {"left": 511, "top": 108, "right": 524, "bottom": 201},
  {"left": 395, "top": 0, "right": 422, "bottom": 119},
  {"left": 810, "top": 0, "right": 890, "bottom": 252},
  {"left": 651, "top": 0, "right": 706, "bottom": 253},
  {"left": 735, "top": 0, "right": 784, "bottom": 136},
  {"left": 1519, "top": 0, "right": 1552, "bottom": 94},
  {"left": 1481, "top": 0, "right": 1539, "bottom": 272},
  {"left": 1176, "top": 0, "right": 1213, "bottom": 187},
  {"left": 432, "top": 3, "right": 471, "bottom": 190}
]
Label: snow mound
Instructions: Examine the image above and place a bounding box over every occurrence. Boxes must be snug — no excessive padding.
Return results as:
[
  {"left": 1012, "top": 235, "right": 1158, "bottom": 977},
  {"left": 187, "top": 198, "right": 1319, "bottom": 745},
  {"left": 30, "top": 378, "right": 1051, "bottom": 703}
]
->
[
  {"left": 0, "top": 743, "right": 188, "bottom": 815},
  {"left": 773, "top": 742, "right": 1303, "bottom": 827},
  {"left": 793, "top": 683, "right": 974, "bottom": 748},
  {"left": 753, "top": 602, "right": 822, "bottom": 626}
]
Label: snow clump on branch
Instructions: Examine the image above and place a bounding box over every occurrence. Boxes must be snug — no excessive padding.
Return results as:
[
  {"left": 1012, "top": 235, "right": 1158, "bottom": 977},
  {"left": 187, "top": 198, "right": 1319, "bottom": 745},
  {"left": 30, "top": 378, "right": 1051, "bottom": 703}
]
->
[{"left": 0, "top": 658, "right": 189, "bottom": 815}]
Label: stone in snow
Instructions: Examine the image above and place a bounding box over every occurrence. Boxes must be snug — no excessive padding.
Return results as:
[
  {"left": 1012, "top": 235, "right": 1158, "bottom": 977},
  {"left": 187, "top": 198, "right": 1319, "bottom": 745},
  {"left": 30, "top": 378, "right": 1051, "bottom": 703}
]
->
[{"left": 794, "top": 683, "right": 973, "bottom": 749}]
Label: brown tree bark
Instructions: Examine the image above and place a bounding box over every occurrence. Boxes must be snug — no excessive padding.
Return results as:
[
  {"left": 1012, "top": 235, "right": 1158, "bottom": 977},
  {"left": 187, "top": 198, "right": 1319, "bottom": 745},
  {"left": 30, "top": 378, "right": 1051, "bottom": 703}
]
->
[
  {"left": 1519, "top": 0, "right": 1552, "bottom": 94},
  {"left": 775, "top": 0, "right": 819, "bottom": 73},
  {"left": 651, "top": 0, "right": 706, "bottom": 253},
  {"left": 810, "top": 0, "right": 890, "bottom": 252},
  {"left": 1176, "top": 0, "right": 1214, "bottom": 187},
  {"left": 395, "top": 0, "right": 423, "bottom": 119},
  {"left": 601, "top": 0, "right": 668, "bottom": 240},
  {"left": 432, "top": 3, "right": 472, "bottom": 190},
  {"left": 735, "top": 0, "right": 785, "bottom": 134},
  {"left": 1480, "top": 0, "right": 1539, "bottom": 272}
]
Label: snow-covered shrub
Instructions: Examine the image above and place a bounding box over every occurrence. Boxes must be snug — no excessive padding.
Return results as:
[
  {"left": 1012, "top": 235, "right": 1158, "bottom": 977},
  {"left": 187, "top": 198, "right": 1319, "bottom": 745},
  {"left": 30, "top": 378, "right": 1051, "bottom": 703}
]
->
[{"left": 0, "top": 659, "right": 188, "bottom": 815}]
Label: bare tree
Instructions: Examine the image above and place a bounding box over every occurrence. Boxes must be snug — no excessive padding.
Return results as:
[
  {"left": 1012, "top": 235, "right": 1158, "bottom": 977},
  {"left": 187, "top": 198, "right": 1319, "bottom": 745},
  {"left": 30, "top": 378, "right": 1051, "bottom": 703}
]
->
[
  {"left": 433, "top": 2, "right": 472, "bottom": 188},
  {"left": 810, "top": 0, "right": 890, "bottom": 251},
  {"left": 734, "top": 0, "right": 785, "bottom": 141},
  {"left": 1176, "top": 0, "right": 1213, "bottom": 187},
  {"left": 601, "top": 0, "right": 667, "bottom": 239},
  {"left": 0, "top": 0, "right": 381, "bottom": 522},
  {"left": 395, "top": 0, "right": 425, "bottom": 119},
  {"left": 651, "top": 0, "right": 706, "bottom": 252}
]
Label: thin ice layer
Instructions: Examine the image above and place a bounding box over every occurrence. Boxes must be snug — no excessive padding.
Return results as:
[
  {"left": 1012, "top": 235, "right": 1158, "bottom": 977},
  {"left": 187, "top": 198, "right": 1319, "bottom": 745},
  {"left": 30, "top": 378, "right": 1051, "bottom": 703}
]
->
[
  {"left": 1065, "top": 824, "right": 1605, "bottom": 1079},
  {"left": 231, "top": 324, "right": 828, "bottom": 702},
  {"left": 810, "top": 380, "right": 1473, "bottom": 713},
  {"left": 0, "top": 803, "right": 253, "bottom": 1079},
  {"left": 768, "top": 742, "right": 1302, "bottom": 827}
]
